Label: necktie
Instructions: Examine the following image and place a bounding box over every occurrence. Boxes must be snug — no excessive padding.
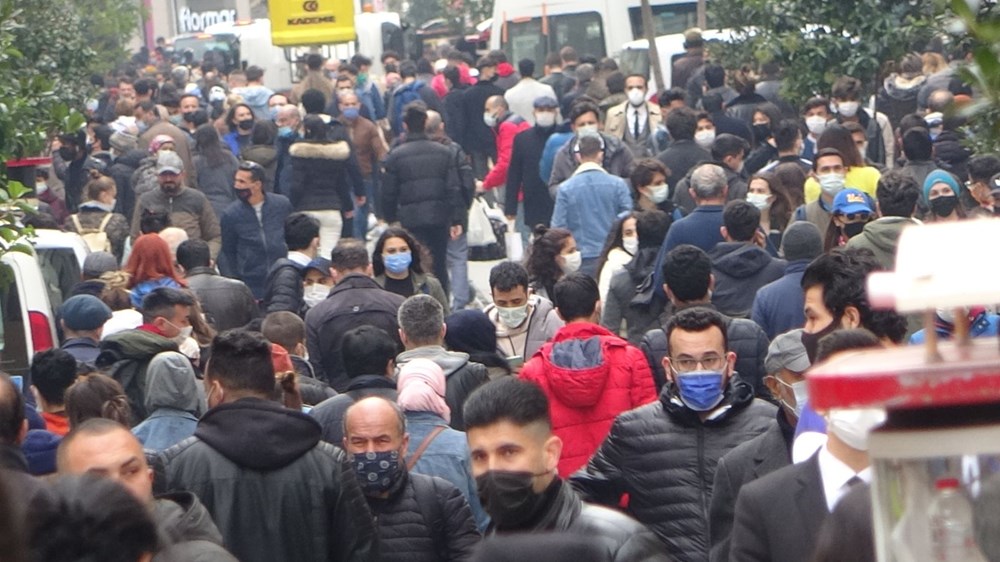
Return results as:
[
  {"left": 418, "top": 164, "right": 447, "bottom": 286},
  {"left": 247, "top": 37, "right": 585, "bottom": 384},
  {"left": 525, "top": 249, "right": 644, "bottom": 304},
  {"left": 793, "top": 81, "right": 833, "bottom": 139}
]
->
[
  {"left": 633, "top": 109, "right": 641, "bottom": 138},
  {"left": 846, "top": 475, "right": 864, "bottom": 488}
]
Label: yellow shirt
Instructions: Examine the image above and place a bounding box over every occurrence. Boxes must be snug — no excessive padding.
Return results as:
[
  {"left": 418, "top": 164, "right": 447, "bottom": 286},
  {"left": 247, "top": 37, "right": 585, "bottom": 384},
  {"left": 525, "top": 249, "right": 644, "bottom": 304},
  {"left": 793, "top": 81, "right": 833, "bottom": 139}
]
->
[{"left": 804, "top": 166, "right": 882, "bottom": 203}]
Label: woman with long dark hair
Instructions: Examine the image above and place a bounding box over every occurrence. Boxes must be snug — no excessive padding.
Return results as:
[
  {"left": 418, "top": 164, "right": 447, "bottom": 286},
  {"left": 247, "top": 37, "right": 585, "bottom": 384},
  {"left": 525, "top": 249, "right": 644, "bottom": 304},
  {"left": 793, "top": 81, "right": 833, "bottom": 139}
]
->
[
  {"left": 747, "top": 172, "right": 793, "bottom": 253},
  {"left": 372, "top": 226, "right": 449, "bottom": 313},
  {"left": 525, "top": 225, "right": 577, "bottom": 304},
  {"left": 193, "top": 123, "right": 239, "bottom": 217},
  {"left": 223, "top": 102, "right": 255, "bottom": 155},
  {"left": 596, "top": 212, "right": 640, "bottom": 302}
]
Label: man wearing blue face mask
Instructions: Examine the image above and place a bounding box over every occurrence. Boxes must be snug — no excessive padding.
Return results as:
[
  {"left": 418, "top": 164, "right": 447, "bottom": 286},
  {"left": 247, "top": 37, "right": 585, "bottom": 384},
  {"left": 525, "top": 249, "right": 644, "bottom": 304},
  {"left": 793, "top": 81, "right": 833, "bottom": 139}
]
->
[
  {"left": 707, "top": 329, "right": 809, "bottom": 562},
  {"left": 337, "top": 91, "right": 387, "bottom": 240},
  {"left": 343, "top": 396, "right": 481, "bottom": 561},
  {"left": 571, "top": 307, "right": 776, "bottom": 561}
]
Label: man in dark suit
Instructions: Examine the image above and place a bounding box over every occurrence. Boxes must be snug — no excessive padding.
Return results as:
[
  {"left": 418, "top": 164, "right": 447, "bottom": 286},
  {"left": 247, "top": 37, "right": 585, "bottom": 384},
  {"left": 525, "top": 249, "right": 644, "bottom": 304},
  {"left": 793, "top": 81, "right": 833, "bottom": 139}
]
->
[
  {"left": 708, "top": 329, "right": 809, "bottom": 562},
  {"left": 728, "top": 329, "right": 883, "bottom": 562},
  {"left": 655, "top": 106, "right": 711, "bottom": 196}
]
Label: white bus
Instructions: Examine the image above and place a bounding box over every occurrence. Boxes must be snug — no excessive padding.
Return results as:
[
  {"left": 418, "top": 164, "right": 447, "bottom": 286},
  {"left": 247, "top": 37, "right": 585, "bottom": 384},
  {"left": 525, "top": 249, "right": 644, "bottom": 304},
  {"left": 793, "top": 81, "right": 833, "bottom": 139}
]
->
[{"left": 489, "top": 0, "right": 700, "bottom": 64}]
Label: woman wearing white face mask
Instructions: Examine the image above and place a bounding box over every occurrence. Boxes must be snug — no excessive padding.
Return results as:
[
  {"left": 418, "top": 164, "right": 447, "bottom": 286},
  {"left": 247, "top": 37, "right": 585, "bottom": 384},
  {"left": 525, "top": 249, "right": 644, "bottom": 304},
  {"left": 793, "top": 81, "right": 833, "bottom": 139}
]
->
[
  {"left": 525, "top": 226, "right": 579, "bottom": 303},
  {"left": 747, "top": 172, "right": 793, "bottom": 253},
  {"left": 596, "top": 213, "right": 639, "bottom": 303},
  {"left": 803, "top": 124, "right": 881, "bottom": 204},
  {"left": 631, "top": 158, "right": 678, "bottom": 216}
]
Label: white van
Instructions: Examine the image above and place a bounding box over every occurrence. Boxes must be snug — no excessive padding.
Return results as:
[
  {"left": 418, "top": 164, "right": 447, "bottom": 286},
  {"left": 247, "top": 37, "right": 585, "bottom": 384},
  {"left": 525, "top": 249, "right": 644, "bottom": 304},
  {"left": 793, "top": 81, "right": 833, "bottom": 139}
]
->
[
  {"left": 0, "top": 251, "right": 57, "bottom": 376},
  {"left": 173, "top": 19, "right": 295, "bottom": 91},
  {"left": 619, "top": 28, "right": 747, "bottom": 91},
  {"left": 490, "top": 0, "right": 700, "bottom": 63}
]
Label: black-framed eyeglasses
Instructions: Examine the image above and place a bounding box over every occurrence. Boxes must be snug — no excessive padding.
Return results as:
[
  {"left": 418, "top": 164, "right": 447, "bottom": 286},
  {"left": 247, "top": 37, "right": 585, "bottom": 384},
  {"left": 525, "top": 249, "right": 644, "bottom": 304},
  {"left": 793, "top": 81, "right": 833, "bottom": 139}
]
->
[{"left": 670, "top": 354, "right": 725, "bottom": 373}]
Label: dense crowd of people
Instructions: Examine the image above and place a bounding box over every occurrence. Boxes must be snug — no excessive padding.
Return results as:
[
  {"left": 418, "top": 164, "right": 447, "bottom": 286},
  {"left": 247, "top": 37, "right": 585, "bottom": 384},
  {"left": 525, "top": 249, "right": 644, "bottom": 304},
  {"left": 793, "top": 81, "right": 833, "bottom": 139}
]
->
[{"left": 3, "top": 26, "right": 1000, "bottom": 562}]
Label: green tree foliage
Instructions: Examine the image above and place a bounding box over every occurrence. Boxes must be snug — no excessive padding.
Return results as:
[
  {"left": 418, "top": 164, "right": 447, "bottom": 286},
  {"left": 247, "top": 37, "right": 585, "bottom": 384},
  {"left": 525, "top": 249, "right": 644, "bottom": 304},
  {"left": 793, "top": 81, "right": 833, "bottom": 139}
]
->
[
  {"left": 0, "top": 0, "right": 86, "bottom": 254},
  {"left": 951, "top": 0, "right": 1000, "bottom": 154},
  {"left": 708, "top": 0, "right": 945, "bottom": 106},
  {"left": 78, "top": 0, "right": 143, "bottom": 74}
]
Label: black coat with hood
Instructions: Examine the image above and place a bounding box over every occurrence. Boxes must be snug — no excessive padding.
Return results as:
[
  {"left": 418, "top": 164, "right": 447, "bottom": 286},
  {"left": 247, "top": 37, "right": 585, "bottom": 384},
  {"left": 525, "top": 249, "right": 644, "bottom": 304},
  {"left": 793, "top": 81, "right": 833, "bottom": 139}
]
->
[
  {"left": 365, "top": 470, "right": 481, "bottom": 562},
  {"left": 262, "top": 258, "right": 306, "bottom": 316},
  {"left": 490, "top": 478, "right": 670, "bottom": 561},
  {"left": 569, "top": 380, "right": 776, "bottom": 562},
  {"left": 109, "top": 148, "right": 147, "bottom": 220},
  {"left": 708, "top": 242, "right": 787, "bottom": 318},
  {"left": 159, "top": 397, "right": 378, "bottom": 562},
  {"left": 288, "top": 139, "right": 355, "bottom": 211},
  {"left": 152, "top": 491, "right": 238, "bottom": 562}
]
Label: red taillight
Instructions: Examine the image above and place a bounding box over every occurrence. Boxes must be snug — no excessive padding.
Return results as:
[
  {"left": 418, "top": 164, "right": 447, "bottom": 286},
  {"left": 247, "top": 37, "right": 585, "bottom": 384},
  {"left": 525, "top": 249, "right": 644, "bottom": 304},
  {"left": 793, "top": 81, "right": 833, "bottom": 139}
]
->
[{"left": 28, "top": 311, "right": 53, "bottom": 353}]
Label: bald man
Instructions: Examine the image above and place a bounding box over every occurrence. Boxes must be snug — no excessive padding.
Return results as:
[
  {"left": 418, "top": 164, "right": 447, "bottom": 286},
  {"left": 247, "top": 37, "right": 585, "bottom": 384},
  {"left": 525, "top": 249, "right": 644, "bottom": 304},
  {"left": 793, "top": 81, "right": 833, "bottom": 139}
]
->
[
  {"left": 57, "top": 418, "right": 236, "bottom": 561},
  {"left": 343, "top": 396, "right": 480, "bottom": 561}
]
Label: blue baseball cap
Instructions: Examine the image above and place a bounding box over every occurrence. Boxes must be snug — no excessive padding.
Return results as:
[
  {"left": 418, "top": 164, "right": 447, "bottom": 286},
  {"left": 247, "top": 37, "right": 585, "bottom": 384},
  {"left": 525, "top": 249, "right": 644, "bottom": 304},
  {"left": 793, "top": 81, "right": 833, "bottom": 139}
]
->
[{"left": 832, "top": 188, "right": 873, "bottom": 215}]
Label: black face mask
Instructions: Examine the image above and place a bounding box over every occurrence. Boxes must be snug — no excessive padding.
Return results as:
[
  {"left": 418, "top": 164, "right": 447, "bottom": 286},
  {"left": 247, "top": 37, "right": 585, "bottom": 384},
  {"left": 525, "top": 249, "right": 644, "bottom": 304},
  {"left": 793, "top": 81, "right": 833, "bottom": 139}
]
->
[
  {"left": 476, "top": 470, "right": 548, "bottom": 528},
  {"left": 930, "top": 195, "right": 959, "bottom": 218},
  {"left": 237, "top": 118, "right": 255, "bottom": 131},
  {"left": 842, "top": 221, "right": 866, "bottom": 239},
  {"left": 234, "top": 188, "right": 253, "bottom": 202},
  {"left": 752, "top": 123, "right": 771, "bottom": 141},
  {"left": 801, "top": 318, "right": 840, "bottom": 364}
]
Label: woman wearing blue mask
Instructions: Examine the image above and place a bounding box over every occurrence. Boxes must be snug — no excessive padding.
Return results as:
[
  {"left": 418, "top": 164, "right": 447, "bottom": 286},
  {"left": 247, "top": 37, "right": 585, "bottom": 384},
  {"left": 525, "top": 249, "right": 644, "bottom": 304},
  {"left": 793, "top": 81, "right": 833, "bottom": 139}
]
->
[{"left": 373, "top": 227, "right": 450, "bottom": 314}]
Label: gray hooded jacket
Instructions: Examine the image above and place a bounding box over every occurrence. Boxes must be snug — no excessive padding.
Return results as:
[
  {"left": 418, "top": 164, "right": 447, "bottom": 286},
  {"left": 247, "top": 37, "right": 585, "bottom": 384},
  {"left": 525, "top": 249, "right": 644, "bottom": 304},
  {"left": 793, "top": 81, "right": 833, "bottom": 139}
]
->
[{"left": 132, "top": 352, "right": 204, "bottom": 452}]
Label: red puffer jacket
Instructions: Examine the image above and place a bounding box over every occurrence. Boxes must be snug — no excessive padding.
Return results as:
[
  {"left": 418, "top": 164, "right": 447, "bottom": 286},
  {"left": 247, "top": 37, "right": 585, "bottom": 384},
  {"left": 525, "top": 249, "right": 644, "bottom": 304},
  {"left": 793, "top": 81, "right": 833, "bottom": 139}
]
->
[{"left": 519, "top": 322, "right": 657, "bottom": 476}]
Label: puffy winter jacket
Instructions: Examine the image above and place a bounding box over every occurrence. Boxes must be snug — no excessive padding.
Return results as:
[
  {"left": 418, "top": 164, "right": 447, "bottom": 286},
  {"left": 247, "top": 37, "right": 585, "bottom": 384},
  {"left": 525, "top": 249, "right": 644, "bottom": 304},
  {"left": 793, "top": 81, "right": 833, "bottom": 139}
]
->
[
  {"left": 219, "top": 192, "right": 293, "bottom": 299},
  {"left": 381, "top": 133, "right": 464, "bottom": 230},
  {"left": 493, "top": 478, "right": 671, "bottom": 562},
  {"left": 289, "top": 140, "right": 354, "bottom": 211},
  {"left": 262, "top": 258, "right": 305, "bottom": 316},
  {"left": 364, "top": 470, "right": 480, "bottom": 562},
  {"left": 396, "top": 346, "right": 490, "bottom": 431},
  {"left": 159, "top": 397, "right": 378, "bottom": 562},
  {"left": 97, "top": 328, "right": 180, "bottom": 424},
  {"left": 640, "top": 303, "right": 770, "bottom": 397},
  {"left": 708, "top": 242, "right": 787, "bottom": 318},
  {"left": 570, "top": 381, "right": 776, "bottom": 562},
  {"left": 877, "top": 73, "right": 925, "bottom": 130},
  {"left": 519, "top": 323, "right": 658, "bottom": 476}
]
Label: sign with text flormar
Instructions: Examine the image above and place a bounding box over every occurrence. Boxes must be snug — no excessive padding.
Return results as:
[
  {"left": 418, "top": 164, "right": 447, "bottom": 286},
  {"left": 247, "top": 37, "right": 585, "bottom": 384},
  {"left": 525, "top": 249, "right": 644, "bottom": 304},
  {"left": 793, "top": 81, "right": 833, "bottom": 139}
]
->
[
  {"left": 176, "top": 0, "right": 239, "bottom": 34},
  {"left": 269, "top": 0, "right": 356, "bottom": 46}
]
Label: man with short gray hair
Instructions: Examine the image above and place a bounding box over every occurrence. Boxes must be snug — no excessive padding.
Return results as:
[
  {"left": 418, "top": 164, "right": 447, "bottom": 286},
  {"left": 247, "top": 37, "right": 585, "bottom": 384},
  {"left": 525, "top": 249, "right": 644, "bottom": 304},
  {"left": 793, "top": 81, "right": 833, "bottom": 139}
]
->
[
  {"left": 395, "top": 295, "right": 489, "bottom": 430},
  {"left": 661, "top": 163, "right": 729, "bottom": 255}
]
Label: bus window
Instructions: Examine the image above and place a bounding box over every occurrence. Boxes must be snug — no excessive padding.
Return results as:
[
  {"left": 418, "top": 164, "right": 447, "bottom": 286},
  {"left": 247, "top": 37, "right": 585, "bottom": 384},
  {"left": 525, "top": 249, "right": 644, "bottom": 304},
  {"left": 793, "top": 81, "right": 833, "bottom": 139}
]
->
[
  {"left": 553, "top": 12, "right": 605, "bottom": 58},
  {"left": 627, "top": 4, "right": 701, "bottom": 39},
  {"left": 504, "top": 12, "right": 605, "bottom": 63}
]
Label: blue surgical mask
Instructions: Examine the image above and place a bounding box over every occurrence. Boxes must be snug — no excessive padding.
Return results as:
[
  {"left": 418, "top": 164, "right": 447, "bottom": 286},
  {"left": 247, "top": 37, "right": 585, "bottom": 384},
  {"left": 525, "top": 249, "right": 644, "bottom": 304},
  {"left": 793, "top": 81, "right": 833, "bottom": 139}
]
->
[
  {"left": 342, "top": 107, "right": 360, "bottom": 120},
  {"left": 278, "top": 126, "right": 295, "bottom": 138},
  {"left": 352, "top": 450, "right": 403, "bottom": 496},
  {"left": 674, "top": 370, "right": 726, "bottom": 411},
  {"left": 269, "top": 106, "right": 280, "bottom": 121},
  {"left": 383, "top": 251, "right": 412, "bottom": 275}
]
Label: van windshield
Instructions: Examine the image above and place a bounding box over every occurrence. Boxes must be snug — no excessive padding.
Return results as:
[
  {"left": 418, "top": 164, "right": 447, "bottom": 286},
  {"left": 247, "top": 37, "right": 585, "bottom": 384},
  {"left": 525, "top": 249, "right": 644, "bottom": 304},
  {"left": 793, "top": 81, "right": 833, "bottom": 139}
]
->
[
  {"left": 628, "top": 4, "right": 704, "bottom": 39},
  {"left": 173, "top": 33, "right": 238, "bottom": 71},
  {"left": 504, "top": 11, "right": 605, "bottom": 64}
]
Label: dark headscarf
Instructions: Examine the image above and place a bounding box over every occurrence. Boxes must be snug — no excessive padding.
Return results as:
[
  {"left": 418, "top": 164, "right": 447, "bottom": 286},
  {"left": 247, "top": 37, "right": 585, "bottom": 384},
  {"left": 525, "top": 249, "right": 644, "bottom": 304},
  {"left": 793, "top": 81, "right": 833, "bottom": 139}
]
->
[{"left": 445, "top": 310, "right": 511, "bottom": 373}]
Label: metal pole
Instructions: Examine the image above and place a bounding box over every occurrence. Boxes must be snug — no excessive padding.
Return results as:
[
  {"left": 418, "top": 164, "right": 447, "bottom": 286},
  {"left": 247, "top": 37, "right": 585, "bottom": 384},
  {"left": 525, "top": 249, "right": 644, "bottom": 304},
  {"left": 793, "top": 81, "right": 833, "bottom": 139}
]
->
[
  {"left": 697, "top": 0, "right": 706, "bottom": 29},
  {"left": 640, "top": 0, "right": 665, "bottom": 91}
]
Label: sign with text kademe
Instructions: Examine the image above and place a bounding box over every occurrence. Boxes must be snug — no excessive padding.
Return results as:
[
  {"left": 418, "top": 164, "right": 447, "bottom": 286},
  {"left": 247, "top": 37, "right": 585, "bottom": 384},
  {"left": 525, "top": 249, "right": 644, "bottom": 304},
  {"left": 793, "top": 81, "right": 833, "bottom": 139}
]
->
[{"left": 269, "top": 0, "right": 356, "bottom": 46}]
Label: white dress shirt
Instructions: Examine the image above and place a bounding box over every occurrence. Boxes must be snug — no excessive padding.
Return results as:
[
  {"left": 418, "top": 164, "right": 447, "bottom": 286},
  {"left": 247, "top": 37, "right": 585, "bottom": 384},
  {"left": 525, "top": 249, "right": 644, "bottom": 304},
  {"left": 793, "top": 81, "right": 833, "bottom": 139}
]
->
[
  {"left": 818, "top": 444, "right": 872, "bottom": 512},
  {"left": 629, "top": 104, "right": 649, "bottom": 136}
]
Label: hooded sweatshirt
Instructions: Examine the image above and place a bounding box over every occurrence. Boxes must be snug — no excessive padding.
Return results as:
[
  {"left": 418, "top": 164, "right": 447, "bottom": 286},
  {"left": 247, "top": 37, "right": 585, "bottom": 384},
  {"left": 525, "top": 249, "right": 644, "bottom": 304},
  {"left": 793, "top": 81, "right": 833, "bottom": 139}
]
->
[
  {"left": 845, "top": 216, "right": 919, "bottom": 270},
  {"left": 519, "top": 323, "right": 657, "bottom": 476},
  {"left": 132, "top": 352, "right": 204, "bottom": 452},
  {"left": 709, "top": 242, "right": 787, "bottom": 318}
]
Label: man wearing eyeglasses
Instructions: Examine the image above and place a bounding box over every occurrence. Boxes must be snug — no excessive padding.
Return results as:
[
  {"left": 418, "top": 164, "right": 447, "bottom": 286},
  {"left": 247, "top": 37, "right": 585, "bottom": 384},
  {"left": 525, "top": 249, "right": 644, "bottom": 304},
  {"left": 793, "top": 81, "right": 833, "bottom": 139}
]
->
[{"left": 571, "top": 306, "right": 776, "bottom": 561}]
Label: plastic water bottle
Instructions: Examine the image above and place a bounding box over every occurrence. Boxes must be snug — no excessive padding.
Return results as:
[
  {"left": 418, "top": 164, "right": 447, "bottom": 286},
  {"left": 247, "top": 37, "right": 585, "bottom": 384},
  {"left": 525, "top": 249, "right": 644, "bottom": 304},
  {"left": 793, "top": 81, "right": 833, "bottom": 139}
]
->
[{"left": 928, "top": 478, "right": 987, "bottom": 562}]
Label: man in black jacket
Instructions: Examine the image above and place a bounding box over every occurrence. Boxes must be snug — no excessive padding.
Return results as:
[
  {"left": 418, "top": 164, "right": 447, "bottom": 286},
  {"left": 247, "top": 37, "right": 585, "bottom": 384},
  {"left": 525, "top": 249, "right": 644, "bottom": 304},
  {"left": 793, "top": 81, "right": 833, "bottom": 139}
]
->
[
  {"left": 463, "top": 378, "right": 669, "bottom": 561},
  {"left": 673, "top": 133, "right": 750, "bottom": 213},
  {"left": 460, "top": 56, "right": 505, "bottom": 179},
  {"left": 219, "top": 160, "right": 293, "bottom": 299},
  {"left": 262, "top": 212, "right": 319, "bottom": 316},
  {"left": 641, "top": 244, "right": 770, "bottom": 396},
  {"left": 395, "top": 295, "right": 488, "bottom": 431},
  {"left": 0, "top": 373, "right": 49, "bottom": 521},
  {"left": 58, "top": 419, "right": 237, "bottom": 561},
  {"left": 381, "top": 103, "right": 464, "bottom": 295},
  {"left": 177, "top": 240, "right": 259, "bottom": 332},
  {"left": 311, "top": 325, "right": 399, "bottom": 445},
  {"left": 305, "top": 240, "right": 405, "bottom": 390},
  {"left": 159, "top": 330, "right": 378, "bottom": 562},
  {"left": 572, "top": 307, "right": 776, "bottom": 561},
  {"left": 655, "top": 106, "right": 712, "bottom": 196},
  {"left": 505, "top": 96, "right": 560, "bottom": 234},
  {"left": 343, "top": 396, "right": 480, "bottom": 561}
]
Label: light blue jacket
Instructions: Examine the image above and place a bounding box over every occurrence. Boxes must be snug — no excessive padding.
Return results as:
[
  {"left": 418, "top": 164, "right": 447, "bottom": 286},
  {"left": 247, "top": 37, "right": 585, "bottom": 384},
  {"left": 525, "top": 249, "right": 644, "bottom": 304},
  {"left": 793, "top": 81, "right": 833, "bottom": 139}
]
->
[
  {"left": 551, "top": 164, "right": 633, "bottom": 259},
  {"left": 404, "top": 411, "right": 489, "bottom": 531}
]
